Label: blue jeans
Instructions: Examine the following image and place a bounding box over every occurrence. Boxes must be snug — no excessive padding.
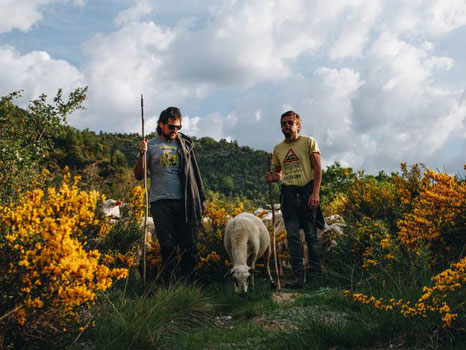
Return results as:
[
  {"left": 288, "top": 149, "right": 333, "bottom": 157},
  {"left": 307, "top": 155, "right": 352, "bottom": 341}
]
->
[{"left": 281, "top": 185, "right": 321, "bottom": 273}]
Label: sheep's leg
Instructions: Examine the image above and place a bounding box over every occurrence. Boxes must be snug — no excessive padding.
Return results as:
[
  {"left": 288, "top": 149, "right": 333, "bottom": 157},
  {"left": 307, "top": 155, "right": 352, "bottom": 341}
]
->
[{"left": 249, "top": 253, "right": 257, "bottom": 288}]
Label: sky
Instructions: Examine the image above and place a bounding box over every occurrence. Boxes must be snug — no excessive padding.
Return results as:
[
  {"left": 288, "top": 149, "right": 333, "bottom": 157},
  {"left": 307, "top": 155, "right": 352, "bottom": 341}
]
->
[{"left": 1, "top": 0, "right": 465, "bottom": 174}]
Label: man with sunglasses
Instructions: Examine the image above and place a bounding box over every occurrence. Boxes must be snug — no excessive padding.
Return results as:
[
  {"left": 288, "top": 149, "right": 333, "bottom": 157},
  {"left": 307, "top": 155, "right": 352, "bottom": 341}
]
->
[
  {"left": 134, "top": 106, "right": 206, "bottom": 283},
  {"left": 265, "top": 110, "right": 323, "bottom": 289}
]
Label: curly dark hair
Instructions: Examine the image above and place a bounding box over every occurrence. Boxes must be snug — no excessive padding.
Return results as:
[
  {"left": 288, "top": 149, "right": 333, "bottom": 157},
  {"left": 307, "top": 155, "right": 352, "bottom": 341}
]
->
[{"left": 156, "top": 107, "right": 182, "bottom": 135}]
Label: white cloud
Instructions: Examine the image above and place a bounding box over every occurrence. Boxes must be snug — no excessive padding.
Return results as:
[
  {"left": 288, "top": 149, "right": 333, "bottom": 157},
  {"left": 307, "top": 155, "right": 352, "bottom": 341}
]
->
[
  {"left": 0, "top": 45, "right": 84, "bottom": 105},
  {"left": 0, "top": 0, "right": 84, "bottom": 34},
  {"left": 377, "top": 0, "right": 466, "bottom": 36},
  {"left": 347, "top": 31, "right": 464, "bottom": 172},
  {"left": 114, "top": 0, "right": 154, "bottom": 26},
  {"left": 0, "top": 0, "right": 51, "bottom": 33},
  {"left": 427, "top": 98, "right": 466, "bottom": 149},
  {"left": 186, "top": 111, "right": 235, "bottom": 141},
  {"left": 329, "top": 0, "right": 381, "bottom": 60},
  {"left": 163, "top": 0, "right": 382, "bottom": 87},
  {"left": 353, "top": 32, "right": 455, "bottom": 129},
  {"left": 430, "top": 0, "right": 466, "bottom": 34},
  {"left": 1, "top": 0, "right": 465, "bottom": 174},
  {"left": 166, "top": 1, "right": 291, "bottom": 86},
  {"left": 77, "top": 21, "right": 185, "bottom": 132}
]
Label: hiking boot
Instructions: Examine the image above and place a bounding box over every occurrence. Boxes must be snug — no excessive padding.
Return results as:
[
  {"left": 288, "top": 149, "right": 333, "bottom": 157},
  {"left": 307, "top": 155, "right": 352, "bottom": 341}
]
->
[
  {"left": 285, "top": 271, "right": 304, "bottom": 289},
  {"left": 285, "top": 277, "right": 304, "bottom": 289},
  {"left": 305, "top": 265, "right": 324, "bottom": 286},
  {"left": 308, "top": 264, "right": 322, "bottom": 275},
  {"left": 304, "top": 271, "right": 315, "bottom": 286}
]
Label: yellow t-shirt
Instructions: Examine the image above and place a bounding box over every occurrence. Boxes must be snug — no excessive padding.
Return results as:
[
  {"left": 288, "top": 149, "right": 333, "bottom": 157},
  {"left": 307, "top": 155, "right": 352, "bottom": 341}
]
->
[{"left": 272, "top": 136, "right": 320, "bottom": 186}]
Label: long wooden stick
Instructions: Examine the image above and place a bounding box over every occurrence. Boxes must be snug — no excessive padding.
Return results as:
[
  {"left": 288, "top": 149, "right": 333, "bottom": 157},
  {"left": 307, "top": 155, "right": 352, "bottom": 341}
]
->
[
  {"left": 141, "top": 94, "right": 149, "bottom": 290},
  {"left": 267, "top": 155, "right": 281, "bottom": 290}
]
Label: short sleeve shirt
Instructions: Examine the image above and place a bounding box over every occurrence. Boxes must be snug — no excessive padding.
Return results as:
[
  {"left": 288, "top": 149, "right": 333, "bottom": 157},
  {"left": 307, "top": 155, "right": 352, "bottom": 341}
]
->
[
  {"left": 272, "top": 136, "right": 320, "bottom": 186},
  {"left": 146, "top": 137, "right": 183, "bottom": 203}
]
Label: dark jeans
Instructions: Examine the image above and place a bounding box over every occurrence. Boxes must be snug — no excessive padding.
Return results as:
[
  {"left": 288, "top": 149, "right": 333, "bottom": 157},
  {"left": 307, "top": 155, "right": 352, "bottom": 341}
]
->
[
  {"left": 150, "top": 199, "right": 199, "bottom": 281},
  {"left": 281, "top": 184, "right": 321, "bottom": 274}
]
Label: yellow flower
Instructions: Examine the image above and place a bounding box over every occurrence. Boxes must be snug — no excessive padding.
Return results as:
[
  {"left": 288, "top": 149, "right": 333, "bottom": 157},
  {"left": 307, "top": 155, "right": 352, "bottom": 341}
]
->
[{"left": 0, "top": 171, "right": 128, "bottom": 328}]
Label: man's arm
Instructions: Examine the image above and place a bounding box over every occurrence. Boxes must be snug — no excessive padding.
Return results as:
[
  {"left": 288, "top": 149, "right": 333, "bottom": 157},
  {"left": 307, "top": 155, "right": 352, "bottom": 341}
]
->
[
  {"left": 309, "top": 152, "right": 321, "bottom": 209},
  {"left": 134, "top": 140, "right": 147, "bottom": 181},
  {"left": 265, "top": 165, "right": 282, "bottom": 183}
]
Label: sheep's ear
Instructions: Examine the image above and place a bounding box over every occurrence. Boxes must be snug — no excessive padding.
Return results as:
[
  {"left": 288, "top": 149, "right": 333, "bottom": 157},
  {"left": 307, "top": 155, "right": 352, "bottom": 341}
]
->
[{"left": 248, "top": 268, "right": 255, "bottom": 274}]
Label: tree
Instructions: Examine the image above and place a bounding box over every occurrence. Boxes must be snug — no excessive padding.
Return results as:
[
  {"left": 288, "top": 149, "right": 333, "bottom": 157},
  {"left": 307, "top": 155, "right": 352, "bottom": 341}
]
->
[
  {"left": 220, "top": 175, "right": 234, "bottom": 194},
  {"left": 112, "top": 149, "right": 128, "bottom": 170},
  {"left": 321, "top": 162, "right": 355, "bottom": 206},
  {"left": 0, "top": 88, "right": 87, "bottom": 202}
]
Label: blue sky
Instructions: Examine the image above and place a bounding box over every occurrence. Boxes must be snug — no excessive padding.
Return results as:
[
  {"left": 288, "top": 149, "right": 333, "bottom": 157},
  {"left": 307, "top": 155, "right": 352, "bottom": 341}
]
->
[{"left": 1, "top": 0, "right": 465, "bottom": 174}]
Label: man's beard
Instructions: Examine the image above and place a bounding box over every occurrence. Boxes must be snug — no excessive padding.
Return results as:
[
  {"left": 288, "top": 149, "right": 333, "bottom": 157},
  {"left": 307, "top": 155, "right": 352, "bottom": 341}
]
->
[
  {"left": 283, "top": 129, "right": 293, "bottom": 138},
  {"left": 163, "top": 131, "right": 177, "bottom": 140}
]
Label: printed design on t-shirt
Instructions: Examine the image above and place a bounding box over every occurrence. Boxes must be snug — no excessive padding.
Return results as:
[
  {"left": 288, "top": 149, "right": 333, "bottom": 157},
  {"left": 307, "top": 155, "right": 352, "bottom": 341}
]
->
[
  {"left": 159, "top": 145, "right": 179, "bottom": 169},
  {"left": 283, "top": 149, "right": 299, "bottom": 164},
  {"left": 282, "top": 148, "right": 303, "bottom": 182}
]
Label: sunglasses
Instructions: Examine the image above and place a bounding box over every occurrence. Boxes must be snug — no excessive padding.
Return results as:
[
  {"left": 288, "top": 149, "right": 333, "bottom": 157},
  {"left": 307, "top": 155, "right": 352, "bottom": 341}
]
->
[
  {"left": 281, "top": 120, "right": 295, "bottom": 126},
  {"left": 167, "top": 124, "right": 182, "bottom": 130}
]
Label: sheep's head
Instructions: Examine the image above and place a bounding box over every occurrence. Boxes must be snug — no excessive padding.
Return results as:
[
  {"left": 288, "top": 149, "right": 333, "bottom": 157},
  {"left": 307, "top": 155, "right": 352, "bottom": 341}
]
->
[
  {"left": 230, "top": 265, "right": 252, "bottom": 294},
  {"left": 103, "top": 199, "right": 122, "bottom": 219}
]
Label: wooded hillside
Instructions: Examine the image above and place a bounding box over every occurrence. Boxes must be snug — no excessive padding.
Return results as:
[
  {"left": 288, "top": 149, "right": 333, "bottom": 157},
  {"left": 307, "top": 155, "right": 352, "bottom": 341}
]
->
[{"left": 50, "top": 126, "right": 274, "bottom": 202}]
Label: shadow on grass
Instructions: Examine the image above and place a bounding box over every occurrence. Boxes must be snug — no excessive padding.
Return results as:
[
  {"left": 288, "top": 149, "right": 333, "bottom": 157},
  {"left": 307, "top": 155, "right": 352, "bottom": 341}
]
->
[
  {"left": 205, "top": 277, "right": 277, "bottom": 319},
  {"left": 77, "top": 273, "right": 214, "bottom": 349}
]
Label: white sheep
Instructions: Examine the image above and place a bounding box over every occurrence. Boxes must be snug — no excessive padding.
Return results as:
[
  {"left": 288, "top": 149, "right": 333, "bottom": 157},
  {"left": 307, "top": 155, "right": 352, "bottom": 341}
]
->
[
  {"left": 224, "top": 212, "right": 274, "bottom": 294},
  {"left": 318, "top": 221, "right": 346, "bottom": 251},
  {"left": 103, "top": 199, "right": 122, "bottom": 219}
]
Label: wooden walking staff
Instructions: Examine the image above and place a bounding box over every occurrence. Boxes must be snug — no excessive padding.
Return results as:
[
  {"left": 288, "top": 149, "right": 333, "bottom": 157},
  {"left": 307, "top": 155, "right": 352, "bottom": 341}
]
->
[
  {"left": 267, "top": 154, "right": 281, "bottom": 290},
  {"left": 141, "top": 94, "right": 149, "bottom": 289}
]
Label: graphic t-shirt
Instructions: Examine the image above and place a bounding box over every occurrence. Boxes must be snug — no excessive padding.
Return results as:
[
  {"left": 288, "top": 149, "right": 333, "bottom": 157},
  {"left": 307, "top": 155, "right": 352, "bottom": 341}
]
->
[
  {"left": 146, "top": 137, "right": 183, "bottom": 203},
  {"left": 272, "top": 136, "right": 320, "bottom": 186}
]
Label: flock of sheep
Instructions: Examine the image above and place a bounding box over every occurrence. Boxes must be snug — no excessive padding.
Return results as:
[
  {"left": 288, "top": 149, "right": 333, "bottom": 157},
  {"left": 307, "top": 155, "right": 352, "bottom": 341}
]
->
[{"left": 103, "top": 199, "right": 346, "bottom": 294}]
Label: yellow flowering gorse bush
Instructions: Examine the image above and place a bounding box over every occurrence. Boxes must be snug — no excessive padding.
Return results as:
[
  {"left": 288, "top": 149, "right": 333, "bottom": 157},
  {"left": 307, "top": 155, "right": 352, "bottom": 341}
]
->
[
  {"left": 0, "top": 173, "right": 127, "bottom": 329},
  {"left": 398, "top": 170, "right": 466, "bottom": 260},
  {"left": 197, "top": 202, "right": 231, "bottom": 277},
  {"left": 346, "top": 256, "right": 466, "bottom": 327},
  {"left": 338, "top": 166, "right": 465, "bottom": 329}
]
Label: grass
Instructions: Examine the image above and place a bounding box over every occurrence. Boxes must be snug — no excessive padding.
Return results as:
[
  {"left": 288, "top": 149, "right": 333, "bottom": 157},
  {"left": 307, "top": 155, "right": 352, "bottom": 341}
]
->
[
  {"left": 207, "top": 278, "right": 278, "bottom": 319},
  {"left": 78, "top": 279, "right": 214, "bottom": 349},
  {"left": 293, "top": 286, "right": 350, "bottom": 310},
  {"left": 169, "top": 321, "right": 275, "bottom": 349},
  {"left": 75, "top": 271, "right": 466, "bottom": 350}
]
